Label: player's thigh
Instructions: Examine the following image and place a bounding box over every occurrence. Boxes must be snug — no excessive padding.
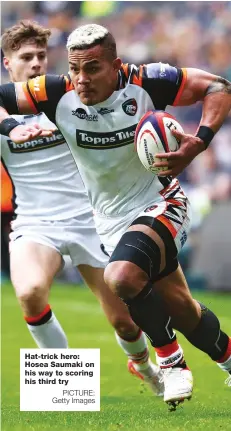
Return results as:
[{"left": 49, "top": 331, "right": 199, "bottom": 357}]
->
[
  {"left": 10, "top": 239, "right": 62, "bottom": 297},
  {"left": 108, "top": 222, "right": 170, "bottom": 288},
  {"left": 123, "top": 191, "right": 190, "bottom": 281},
  {"left": 78, "top": 264, "right": 133, "bottom": 323},
  {"left": 107, "top": 193, "right": 190, "bottom": 299}
]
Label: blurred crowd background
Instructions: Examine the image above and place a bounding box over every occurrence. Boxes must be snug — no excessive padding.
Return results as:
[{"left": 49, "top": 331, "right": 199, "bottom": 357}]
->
[{"left": 1, "top": 1, "right": 231, "bottom": 290}]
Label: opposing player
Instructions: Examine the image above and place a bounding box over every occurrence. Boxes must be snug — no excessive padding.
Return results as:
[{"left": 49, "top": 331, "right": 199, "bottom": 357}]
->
[
  {"left": 0, "top": 21, "right": 165, "bottom": 397},
  {"left": 0, "top": 24, "right": 230, "bottom": 406}
]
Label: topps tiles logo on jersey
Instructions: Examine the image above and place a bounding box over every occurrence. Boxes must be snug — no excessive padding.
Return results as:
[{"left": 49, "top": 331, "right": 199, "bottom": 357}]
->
[
  {"left": 76, "top": 124, "right": 137, "bottom": 149},
  {"left": 122, "top": 98, "right": 137, "bottom": 116},
  {"left": 72, "top": 108, "right": 98, "bottom": 121},
  {"left": 7, "top": 131, "right": 66, "bottom": 153}
]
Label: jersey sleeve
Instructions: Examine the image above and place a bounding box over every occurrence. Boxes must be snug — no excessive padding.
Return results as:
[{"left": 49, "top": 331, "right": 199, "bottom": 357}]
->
[
  {"left": 0, "top": 83, "right": 19, "bottom": 114},
  {"left": 22, "top": 74, "right": 74, "bottom": 124},
  {"left": 123, "top": 63, "right": 187, "bottom": 109}
]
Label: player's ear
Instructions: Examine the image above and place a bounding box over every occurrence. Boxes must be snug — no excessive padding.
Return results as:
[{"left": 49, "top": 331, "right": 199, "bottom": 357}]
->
[
  {"left": 3, "top": 57, "right": 10, "bottom": 72},
  {"left": 113, "top": 57, "right": 122, "bottom": 72}
]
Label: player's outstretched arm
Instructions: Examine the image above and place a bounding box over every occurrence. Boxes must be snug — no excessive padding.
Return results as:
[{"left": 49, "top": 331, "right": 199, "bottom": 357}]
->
[
  {"left": 0, "top": 107, "right": 55, "bottom": 144},
  {"left": 5, "top": 121, "right": 55, "bottom": 144},
  {"left": 0, "top": 80, "right": 59, "bottom": 142},
  {"left": 154, "top": 68, "right": 231, "bottom": 177}
]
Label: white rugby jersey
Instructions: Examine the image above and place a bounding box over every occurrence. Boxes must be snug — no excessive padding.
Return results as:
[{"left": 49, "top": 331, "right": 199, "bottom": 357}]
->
[
  {"left": 1, "top": 112, "right": 92, "bottom": 219},
  {"left": 5, "top": 63, "right": 187, "bottom": 218}
]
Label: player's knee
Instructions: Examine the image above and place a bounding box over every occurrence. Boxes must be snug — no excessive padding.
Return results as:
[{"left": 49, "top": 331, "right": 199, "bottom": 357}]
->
[
  {"left": 104, "top": 261, "right": 147, "bottom": 299},
  {"left": 105, "top": 230, "right": 161, "bottom": 299},
  {"left": 111, "top": 316, "right": 138, "bottom": 338},
  {"left": 15, "top": 282, "right": 48, "bottom": 308}
]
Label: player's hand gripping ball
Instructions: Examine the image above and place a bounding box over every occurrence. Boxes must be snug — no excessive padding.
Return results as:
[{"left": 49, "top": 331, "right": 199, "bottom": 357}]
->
[{"left": 135, "top": 110, "right": 184, "bottom": 175}]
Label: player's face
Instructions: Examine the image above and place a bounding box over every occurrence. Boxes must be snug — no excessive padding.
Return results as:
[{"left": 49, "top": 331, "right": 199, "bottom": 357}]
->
[
  {"left": 68, "top": 45, "right": 122, "bottom": 105},
  {"left": 4, "top": 42, "right": 48, "bottom": 82}
]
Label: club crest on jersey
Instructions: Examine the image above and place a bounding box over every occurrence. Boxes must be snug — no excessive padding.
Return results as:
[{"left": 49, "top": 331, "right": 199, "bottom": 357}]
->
[
  {"left": 72, "top": 108, "right": 98, "bottom": 122},
  {"left": 122, "top": 99, "right": 137, "bottom": 116}
]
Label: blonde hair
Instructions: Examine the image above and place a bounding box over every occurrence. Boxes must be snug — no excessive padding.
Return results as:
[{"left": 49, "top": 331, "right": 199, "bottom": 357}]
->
[{"left": 67, "top": 23, "right": 117, "bottom": 60}]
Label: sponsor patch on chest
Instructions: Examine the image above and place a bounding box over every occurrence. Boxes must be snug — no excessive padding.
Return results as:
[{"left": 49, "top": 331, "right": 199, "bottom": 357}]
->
[
  {"left": 76, "top": 124, "right": 137, "bottom": 149},
  {"left": 7, "top": 131, "right": 65, "bottom": 153}
]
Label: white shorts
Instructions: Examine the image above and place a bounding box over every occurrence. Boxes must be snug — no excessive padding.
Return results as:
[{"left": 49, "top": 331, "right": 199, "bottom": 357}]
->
[
  {"left": 9, "top": 211, "right": 109, "bottom": 268},
  {"left": 94, "top": 183, "right": 191, "bottom": 256}
]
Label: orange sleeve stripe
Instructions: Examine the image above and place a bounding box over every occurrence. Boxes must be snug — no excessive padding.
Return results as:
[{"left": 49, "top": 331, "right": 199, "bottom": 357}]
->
[
  {"left": 28, "top": 75, "right": 48, "bottom": 103},
  {"left": 65, "top": 76, "right": 74, "bottom": 92},
  {"left": 121, "top": 63, "right": 129, "bottom": 78},
  {"left": 172, "top": 68, "right": 187, "bottom": 106},
  {"left": 24, "top": 304, "right": 51, "bottom": 323},
  {"left": 139, "top": 65, "right": 144, "bottom": 85},
  {"left": 156, "top": 215, "right": 177, "bottom": 238},
  {"left": 22, "top": 83, "right": 38, "bottom": 114}
]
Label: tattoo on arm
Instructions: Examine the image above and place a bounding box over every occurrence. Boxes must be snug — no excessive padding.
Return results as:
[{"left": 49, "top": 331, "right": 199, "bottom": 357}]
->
[{"left": 205, "top": 77, "right": 231, "bottom": 96}]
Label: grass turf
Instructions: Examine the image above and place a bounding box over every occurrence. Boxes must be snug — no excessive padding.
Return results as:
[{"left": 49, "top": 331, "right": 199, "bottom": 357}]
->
[{"left": 1, "top": 283, "right": 231, "bottom": 430}]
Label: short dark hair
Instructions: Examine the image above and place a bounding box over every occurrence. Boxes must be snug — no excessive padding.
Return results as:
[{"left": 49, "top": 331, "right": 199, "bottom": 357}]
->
[{"left": 1, "top": 20, "right": 51, "bottom": 55}]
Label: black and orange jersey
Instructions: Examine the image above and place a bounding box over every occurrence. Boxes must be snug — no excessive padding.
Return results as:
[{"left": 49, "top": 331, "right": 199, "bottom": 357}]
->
[{"left": 0, "top": 63, "right": 186, "bottom": 122}]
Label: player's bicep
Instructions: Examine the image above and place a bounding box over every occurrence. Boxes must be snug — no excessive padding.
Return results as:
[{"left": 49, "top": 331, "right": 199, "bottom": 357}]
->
[{"left": 174, "top": 68, "right": 218, "bottom": 106}]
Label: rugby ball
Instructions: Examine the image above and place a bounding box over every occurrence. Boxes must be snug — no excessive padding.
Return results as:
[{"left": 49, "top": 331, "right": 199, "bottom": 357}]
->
[{"left": 135, "top": 111, "right": 184, "bottom": 174}]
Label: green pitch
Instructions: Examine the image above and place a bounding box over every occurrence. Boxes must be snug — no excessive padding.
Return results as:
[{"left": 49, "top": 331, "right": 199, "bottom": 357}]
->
[{"left": 1, "top": 283, "right": 231, "bottom": 431}]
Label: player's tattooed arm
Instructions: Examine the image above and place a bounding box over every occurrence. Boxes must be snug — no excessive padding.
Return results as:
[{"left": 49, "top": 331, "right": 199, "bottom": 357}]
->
[
  {"left": 205, "top": 76, "right": 231, "bottom": 96},
  {"left": 199, "top": 74, "right": 231, "bottom": 137},
  {"left": 176, "top": 68, "right": 231, "bottom": 132},
  {"left": 154, "top": 69, "right": 231, "bottom": 177}
]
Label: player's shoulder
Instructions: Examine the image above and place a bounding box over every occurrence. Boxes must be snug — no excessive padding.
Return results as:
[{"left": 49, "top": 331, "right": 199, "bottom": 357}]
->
[
  {"left": 26, "top": 74, "right": 74, "bottom": 103},
  {"left": 119, "top": 62, "right": 182, "bottom": 88}
]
